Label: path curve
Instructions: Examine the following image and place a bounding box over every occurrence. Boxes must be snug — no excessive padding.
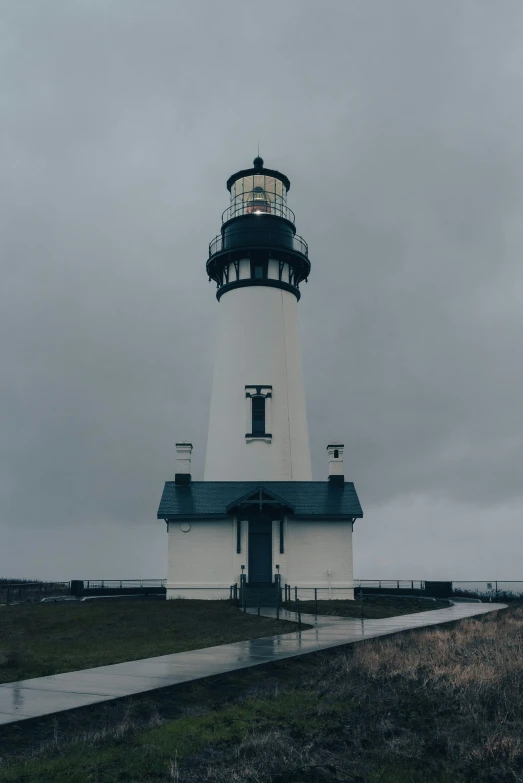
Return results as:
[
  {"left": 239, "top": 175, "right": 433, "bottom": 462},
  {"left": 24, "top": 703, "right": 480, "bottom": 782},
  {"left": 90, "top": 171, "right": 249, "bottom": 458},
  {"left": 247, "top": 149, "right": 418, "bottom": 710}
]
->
[{"left": 0, "top": 601, "right": 506, "bottom": 726}]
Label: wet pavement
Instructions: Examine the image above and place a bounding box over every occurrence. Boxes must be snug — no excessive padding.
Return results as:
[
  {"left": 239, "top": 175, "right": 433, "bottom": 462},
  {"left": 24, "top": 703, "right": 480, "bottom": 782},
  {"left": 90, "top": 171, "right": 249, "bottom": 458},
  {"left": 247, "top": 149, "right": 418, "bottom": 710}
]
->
[{"left": 0, "top": 601, "right": 506, "bottom": 725}]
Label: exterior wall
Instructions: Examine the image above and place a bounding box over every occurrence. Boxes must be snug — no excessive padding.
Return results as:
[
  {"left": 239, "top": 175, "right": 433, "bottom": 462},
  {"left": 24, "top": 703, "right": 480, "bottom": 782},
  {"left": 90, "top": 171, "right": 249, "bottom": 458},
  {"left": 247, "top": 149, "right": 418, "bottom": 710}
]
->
[
  {"left": 204, "top": 284, "right": 312, "bottom": 481},
  {"left": 166, "top": 517, "right": 246, "bottom": 600},
  {"left": 166, "top": 516, "right": 353, "bottom": 600},
  {"left": 281, "top": 518, "right": 354, "bottom": 599}
]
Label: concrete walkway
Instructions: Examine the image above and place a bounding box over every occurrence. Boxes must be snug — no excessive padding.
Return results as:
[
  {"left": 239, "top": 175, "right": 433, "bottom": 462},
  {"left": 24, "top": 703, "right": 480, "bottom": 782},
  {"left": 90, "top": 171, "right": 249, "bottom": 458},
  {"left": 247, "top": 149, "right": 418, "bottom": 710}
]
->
[{"left": 0, "top": 601, "right": 506, "bottom": 725}]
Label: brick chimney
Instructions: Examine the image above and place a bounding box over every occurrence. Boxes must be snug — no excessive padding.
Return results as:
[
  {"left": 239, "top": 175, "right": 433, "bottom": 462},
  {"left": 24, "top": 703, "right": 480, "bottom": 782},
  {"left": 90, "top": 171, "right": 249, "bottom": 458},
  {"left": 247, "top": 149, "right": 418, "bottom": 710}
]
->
[
  {"left": 175, "top": 442, "right": 193, "bottom": 485},
  {"left": 327, "top": 442, "right": 344, "bottom": 486}
]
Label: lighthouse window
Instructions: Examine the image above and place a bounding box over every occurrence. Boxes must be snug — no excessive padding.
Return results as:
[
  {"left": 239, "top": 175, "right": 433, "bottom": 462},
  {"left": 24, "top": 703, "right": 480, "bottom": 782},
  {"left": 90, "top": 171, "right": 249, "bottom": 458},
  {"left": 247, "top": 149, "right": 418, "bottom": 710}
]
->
[
  {"left": 254, "top": 264, "right": 264, "bottom": 279},
  {"left": 251, "top": 396, "right": 266, "bottom": 435},
  {"left": 245, "top": 385, "right": 272, "bottom": 441}
]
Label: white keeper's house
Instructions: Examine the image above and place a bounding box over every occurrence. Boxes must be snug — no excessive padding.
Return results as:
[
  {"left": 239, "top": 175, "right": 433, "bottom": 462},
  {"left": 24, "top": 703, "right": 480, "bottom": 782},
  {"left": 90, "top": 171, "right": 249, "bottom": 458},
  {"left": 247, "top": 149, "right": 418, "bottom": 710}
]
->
[{"left": 157, "top": 157, "right": 363, "bottom": 602}]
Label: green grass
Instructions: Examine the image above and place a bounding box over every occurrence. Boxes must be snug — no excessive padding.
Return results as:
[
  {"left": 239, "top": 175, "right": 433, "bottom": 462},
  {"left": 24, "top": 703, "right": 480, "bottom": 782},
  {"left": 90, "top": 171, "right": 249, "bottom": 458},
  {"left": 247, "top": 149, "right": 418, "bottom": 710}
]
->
[
  {"left": 0, "top": 691, "right": 352, "bottom": 783},
  {"left": 0, "top": 596, "right": 448, "bottom": 684},
  {"left": 0, "top": 599, "right": 306, "bottom": 683},
  {"left": 286, "top": 595, "right": 451, "bottom": 618},
  {"left": 0, "top": 668, "right": 468, "bottom": 783}
]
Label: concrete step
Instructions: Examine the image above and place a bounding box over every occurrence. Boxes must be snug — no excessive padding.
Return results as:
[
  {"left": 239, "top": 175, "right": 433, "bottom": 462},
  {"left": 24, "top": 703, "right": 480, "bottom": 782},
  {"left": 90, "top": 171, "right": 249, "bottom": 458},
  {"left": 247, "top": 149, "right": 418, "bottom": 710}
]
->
[{"left": 243, "top": 588, "right": 281, "bottom": 607}]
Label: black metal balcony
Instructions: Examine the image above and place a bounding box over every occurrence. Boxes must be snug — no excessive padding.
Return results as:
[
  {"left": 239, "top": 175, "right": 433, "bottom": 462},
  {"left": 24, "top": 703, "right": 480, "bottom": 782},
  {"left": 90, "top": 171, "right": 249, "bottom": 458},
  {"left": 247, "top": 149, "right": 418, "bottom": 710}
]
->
[{"left": 209, "top": 227, "right": 308, "bottom": 259}]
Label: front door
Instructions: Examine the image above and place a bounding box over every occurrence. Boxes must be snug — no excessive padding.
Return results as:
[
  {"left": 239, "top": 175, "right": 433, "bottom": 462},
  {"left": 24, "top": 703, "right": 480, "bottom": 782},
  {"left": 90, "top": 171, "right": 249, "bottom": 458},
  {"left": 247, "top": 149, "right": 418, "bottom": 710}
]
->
[{"left": 248, "top": 515, "right": 272, "bottom": 583}]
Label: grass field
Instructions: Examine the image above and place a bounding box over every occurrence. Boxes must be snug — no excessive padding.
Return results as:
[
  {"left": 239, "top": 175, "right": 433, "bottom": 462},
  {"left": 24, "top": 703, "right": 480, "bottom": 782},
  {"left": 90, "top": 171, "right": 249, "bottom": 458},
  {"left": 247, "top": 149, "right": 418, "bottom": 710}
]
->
[
  {"left": 0, "top": 602, "right": 514, "bottom": 782},
  {"left": 0, "top": 599, "right": 306, "bottom": 683},
  {"left": 0, "top": 596, "right": 448, "bottom": 685}
]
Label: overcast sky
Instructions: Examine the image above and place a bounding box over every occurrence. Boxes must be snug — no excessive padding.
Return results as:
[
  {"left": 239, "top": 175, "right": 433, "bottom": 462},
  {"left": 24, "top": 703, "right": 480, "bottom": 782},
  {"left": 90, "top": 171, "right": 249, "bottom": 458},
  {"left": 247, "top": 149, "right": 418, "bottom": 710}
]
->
[{"left": 1, "top": 1, "right": 522, "bottom": 582}]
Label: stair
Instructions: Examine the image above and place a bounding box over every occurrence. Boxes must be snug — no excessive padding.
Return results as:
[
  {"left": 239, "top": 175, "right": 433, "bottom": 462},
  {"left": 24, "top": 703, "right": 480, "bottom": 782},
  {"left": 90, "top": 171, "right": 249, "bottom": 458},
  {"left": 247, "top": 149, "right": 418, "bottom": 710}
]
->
[{"left": 242, "top": 584, "right": 281, "bottom": 607}]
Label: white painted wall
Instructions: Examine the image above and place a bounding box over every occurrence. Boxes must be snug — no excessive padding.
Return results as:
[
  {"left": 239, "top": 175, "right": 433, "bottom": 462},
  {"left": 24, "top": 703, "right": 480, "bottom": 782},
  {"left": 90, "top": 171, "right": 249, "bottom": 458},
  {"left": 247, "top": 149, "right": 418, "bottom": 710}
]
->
[
  {"left": 166, "top": 517, "right": 354, "bottom": 600},
  {"left": 166, "top": 517, "right": 246, "bottom": 600},
  {"left": 279, "top": 518, "right": 354, "bottom": 599},
  {"left": 204, "top": 283, "right": 312, "bottom": 481}
]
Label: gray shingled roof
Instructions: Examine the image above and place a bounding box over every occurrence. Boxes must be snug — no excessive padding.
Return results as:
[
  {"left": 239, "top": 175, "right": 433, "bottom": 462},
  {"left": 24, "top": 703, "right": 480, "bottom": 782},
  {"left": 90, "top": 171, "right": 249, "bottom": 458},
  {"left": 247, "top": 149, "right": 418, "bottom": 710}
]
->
[{"left": 157, "top": 481, "right": 363, "bottom": 520}]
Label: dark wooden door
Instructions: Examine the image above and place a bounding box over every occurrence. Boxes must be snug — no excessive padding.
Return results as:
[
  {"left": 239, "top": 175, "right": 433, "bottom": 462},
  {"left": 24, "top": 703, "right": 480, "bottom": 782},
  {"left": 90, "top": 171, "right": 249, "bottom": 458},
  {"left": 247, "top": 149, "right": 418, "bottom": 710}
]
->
[{"left": 248, "top": 517, "right": 272, "bottom": 583}]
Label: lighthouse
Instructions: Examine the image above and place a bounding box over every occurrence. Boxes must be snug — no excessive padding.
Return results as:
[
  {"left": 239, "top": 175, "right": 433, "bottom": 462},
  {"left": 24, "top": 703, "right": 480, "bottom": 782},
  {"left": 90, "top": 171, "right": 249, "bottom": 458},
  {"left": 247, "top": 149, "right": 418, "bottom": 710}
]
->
[
  {"left": 205, "top": 156, "right": 312, "bottom": 481},
  {"left": 157, "top": 157, "right": 363, "bottom": 601}
]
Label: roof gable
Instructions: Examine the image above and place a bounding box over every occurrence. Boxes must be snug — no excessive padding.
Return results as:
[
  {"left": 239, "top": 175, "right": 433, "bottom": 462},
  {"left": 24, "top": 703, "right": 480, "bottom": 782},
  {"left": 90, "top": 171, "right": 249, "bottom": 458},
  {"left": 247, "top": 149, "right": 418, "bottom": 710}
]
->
[{"left": 225, "top": 485, "right": 296, "bottom": 513}]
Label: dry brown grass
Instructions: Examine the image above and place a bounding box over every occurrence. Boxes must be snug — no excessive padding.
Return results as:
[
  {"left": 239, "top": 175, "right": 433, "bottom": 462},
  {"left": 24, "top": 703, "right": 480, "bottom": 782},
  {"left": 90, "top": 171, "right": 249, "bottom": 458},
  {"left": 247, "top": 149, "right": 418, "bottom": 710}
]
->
[{"left": 175, "top": 605, "right": 522, "bottom": 782}]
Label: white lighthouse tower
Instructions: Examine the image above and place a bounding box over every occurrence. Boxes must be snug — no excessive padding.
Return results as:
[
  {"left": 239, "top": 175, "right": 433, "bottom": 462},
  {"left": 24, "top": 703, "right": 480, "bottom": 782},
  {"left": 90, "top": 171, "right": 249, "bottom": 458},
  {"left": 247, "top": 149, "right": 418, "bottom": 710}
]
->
[
  {"left": 157, "top": 157, "right": 363, "bottom": 601},
  {"left": 204, "top": 156, "right": 312, "bottom": 481}
]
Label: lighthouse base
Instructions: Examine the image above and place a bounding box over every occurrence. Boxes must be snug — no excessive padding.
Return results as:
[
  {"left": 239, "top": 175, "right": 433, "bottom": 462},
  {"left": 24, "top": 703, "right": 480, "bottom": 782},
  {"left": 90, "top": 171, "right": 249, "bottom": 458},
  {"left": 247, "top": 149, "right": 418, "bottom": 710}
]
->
[{"left": 159, "top": 480, "right": 362, "bottom": 602}]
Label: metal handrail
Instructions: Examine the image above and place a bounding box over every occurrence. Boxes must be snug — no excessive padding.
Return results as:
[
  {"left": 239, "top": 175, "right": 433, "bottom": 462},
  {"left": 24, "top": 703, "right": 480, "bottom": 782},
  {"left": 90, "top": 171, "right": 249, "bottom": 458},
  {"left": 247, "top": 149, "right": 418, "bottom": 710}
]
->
[
  {"left": 209, "top": 230, "right": 308, "bottom": 259},
  {"left": 285, "top": 581, "right": 523, "bottom": 602},
  {"left": 83, "top": 579, "right": 167, "bottom": 589}
]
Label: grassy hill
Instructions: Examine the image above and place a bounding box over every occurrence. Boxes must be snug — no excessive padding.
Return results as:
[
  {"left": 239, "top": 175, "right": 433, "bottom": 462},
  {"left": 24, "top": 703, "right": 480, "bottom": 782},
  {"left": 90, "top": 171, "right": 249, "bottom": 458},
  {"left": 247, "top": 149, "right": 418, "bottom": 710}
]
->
[{"left": 0, "top": 601, "right": 514, "bottom": 782}]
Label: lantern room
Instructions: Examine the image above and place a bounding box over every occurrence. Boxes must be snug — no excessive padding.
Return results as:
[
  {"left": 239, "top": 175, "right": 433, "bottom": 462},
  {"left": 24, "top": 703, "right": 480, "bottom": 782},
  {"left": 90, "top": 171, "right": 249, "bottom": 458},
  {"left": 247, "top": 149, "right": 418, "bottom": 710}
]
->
[{"left": 207, "top": 156, "right": 310, "bottom": 301}]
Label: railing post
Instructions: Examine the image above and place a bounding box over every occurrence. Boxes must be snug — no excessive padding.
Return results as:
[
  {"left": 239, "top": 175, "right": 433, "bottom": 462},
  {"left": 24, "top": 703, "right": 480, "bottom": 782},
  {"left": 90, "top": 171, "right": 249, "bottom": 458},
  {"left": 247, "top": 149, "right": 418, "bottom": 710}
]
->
[
  {"left": 294, "top": 585, "right": 298, "bottom": 604},
  {"left": 315, "top": 587, "right": 318, "bottom": 615},
  {"left": 276, "top": 586, "right": 280, "bottom": 620},
  {"left": 240, "top": 567, "right": 247, "bottom": 612},
  {"left": 274, "top": 568, "right": 281, "bottom": 608},
  {"left": 297, "top": 598, "right": 301, "bottom": 630}
]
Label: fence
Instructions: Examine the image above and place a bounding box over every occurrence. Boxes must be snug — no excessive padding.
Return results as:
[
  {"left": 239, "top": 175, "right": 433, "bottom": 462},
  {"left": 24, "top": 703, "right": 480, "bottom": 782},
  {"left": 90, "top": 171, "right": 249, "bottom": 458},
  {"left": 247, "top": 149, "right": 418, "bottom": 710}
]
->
[
  {"left": 283, "top": 586, "right": 356, "bottom": 603},
  {"left": 71, "top": 579, "right": 167, "bottom": 598},
  {"left": 280, "top": 582, "right": 523, "bottom": 603},
  {"left": 80, "top": 579, "right": 166, "bottom": 590},
  {"left": 355, "top": 580, "right": 523, "bottom": 601},
  {"left": 451, "top": 581, "right": 523, "bottom": 601},
  {"left": 0, "top": 582, "right": 70, "bottom": 604},
  {"left": 2, "top": 579, "right": 522, "bottom": 605},
  {"left": 355, "top": 580, "right": 424, "bottom": 590}
]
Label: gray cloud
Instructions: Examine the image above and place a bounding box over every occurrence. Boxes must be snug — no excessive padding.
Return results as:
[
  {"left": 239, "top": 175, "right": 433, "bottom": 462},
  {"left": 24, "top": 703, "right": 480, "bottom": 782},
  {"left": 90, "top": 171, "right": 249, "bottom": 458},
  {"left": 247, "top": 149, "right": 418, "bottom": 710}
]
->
[{"left": 1, "top": 1, "right": 522, "bottom": 580}]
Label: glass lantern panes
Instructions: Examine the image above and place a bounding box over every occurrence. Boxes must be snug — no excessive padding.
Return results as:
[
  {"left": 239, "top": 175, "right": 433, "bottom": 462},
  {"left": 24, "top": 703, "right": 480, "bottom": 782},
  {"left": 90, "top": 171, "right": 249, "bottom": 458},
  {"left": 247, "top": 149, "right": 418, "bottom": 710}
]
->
[{"left": 227, "top": 174, "right": 288, "bottom": 222}]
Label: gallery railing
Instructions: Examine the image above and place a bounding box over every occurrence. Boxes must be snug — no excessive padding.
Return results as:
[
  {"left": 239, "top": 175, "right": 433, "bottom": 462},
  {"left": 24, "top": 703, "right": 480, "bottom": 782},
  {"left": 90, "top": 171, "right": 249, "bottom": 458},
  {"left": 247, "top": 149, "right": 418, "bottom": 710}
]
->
[
  {"left": 222, "top": 196, "right": 296, "bottom": 225},
  {"left": 209, "top": 229, "right": 308, "bottom": 259}
]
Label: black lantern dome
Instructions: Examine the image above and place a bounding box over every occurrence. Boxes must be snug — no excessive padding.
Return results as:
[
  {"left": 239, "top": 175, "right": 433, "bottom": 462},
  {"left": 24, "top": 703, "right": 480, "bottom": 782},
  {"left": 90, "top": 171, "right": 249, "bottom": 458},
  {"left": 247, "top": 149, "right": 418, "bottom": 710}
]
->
[{"left": 207, "top": 158, "right": 310, "bottom": 301}]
